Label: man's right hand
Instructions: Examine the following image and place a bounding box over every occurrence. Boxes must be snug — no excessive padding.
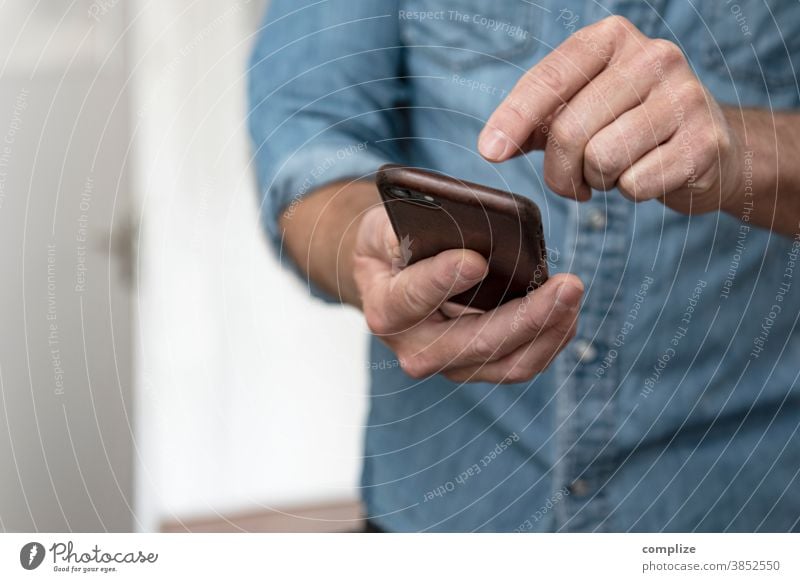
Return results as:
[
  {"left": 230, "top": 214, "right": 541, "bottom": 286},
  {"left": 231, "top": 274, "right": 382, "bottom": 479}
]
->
[{"left": 353, "top": 207, "right": 584, "bottom": 384}]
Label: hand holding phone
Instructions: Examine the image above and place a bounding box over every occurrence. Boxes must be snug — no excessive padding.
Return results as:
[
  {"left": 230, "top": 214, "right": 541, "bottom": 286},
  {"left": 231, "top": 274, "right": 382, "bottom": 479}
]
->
[
  {"left": 348, "top": 166, "right": 583, "bottom": 385},
  {"left": 377, "top": 165, "right": 550, "bottom": 311}
]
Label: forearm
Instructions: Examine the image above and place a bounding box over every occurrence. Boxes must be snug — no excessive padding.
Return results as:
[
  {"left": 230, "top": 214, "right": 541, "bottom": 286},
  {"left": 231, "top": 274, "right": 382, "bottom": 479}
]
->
[
  {"left": 722, "top": 107, "right": 800, "bottom": 237},
  {"left": 279, "top": 181, "right": 378, "bottom": 308}
]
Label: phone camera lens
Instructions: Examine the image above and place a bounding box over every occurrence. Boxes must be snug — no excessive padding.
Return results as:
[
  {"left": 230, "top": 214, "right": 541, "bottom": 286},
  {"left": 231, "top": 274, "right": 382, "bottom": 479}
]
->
[{"left": 389, "top": 187, "right": 411, "bottom": 199}]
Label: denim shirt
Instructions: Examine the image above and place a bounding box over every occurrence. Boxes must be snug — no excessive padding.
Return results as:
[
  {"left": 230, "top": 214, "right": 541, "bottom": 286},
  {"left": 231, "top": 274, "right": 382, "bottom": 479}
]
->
[{"left": 248, "top": 0, "right": 800, "bottom": 532}]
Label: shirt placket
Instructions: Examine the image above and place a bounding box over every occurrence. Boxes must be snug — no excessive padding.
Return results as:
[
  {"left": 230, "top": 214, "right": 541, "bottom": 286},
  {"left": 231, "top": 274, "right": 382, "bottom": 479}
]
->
[{"left": 554, "top": 192, "right": 631, "bottom": 531}]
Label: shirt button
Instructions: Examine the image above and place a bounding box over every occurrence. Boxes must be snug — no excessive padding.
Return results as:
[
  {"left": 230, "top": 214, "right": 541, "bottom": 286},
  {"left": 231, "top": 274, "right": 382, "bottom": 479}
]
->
[
  {"left": 573, "top": 339, "right": 598, "bottom": 364},
  {"left": 567, "top": 479, "right": 591, "bottom": 496},
  {"left": 586, "top": 208, "right": 606, "bottom": 231}
]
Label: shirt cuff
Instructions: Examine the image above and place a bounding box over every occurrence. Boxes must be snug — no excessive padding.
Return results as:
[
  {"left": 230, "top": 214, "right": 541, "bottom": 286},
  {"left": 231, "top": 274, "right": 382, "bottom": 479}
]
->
[{"left": 257, "top": 143, "right": 392, "bottom": 303}]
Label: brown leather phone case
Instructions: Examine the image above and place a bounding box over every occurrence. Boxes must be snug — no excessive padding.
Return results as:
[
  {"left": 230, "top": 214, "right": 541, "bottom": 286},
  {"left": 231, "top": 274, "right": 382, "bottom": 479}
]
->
[{"left": 376, "top": 164, "right": 548, "bottom": 311}]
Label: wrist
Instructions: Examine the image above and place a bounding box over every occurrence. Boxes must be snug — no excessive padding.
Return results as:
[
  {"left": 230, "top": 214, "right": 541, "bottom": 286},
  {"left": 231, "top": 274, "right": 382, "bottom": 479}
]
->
[
  {"left": 322, "top": 181, "right": 378, "bottom": 308},
  {"left": 337, "top": 215, "right": 365, "bottom": 308},
  {"left": 718, "top": 107, "right": 752, "bottom": 217}
]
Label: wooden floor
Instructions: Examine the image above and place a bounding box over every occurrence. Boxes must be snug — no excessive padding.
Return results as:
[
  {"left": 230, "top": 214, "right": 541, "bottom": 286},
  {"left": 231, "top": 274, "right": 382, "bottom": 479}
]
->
[{"left": 160, "top": 499, "right": 365, "bottom": 533}]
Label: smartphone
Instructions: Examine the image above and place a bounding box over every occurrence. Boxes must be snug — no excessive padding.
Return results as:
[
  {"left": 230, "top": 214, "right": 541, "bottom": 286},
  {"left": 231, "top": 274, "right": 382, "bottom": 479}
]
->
[{"left": 376, "top": 164, "right": 548, "bottom": 311}]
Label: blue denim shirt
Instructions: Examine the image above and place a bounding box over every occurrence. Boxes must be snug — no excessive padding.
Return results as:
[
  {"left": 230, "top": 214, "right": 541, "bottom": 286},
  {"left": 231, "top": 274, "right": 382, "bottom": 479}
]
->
[{"left": 248, "top": 0, "right": 800, "bottom": 532}]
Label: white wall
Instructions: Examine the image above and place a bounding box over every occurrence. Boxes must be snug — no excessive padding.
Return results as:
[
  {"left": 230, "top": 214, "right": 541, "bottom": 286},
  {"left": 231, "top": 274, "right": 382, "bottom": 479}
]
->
[
  {"left": 131, "top": 0, "right": 368, "bottom": 531},
  {"left": 0, "top": 0, "right": 135, "bottom": 532}
]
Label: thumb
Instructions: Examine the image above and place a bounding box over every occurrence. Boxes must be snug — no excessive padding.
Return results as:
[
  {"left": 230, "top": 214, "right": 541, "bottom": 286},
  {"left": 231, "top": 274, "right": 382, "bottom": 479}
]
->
[{"left": 383, "top": 249, "right": 488, "bottom": 331}]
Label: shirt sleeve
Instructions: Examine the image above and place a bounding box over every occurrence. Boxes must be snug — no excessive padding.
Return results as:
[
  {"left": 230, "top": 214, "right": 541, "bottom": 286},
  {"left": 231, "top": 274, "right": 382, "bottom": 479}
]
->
[{"left": 247, "top": 0, "right": 407, "bottom": 301}]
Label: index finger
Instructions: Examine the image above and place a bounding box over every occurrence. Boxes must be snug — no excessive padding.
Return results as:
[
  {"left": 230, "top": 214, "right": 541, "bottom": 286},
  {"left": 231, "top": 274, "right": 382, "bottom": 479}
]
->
[{"left": 478, "top": 16, "right": 643, "bottom": 163}]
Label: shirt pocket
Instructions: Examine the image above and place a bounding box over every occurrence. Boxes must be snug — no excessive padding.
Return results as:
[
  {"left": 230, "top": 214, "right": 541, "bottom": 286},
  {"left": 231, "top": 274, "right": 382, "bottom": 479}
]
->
[
  {"left": 696, "top": 0, "right": 800, "bottom": 91},
  {"left": 400, "top": 0, "right": 541, "bottom": 71}
]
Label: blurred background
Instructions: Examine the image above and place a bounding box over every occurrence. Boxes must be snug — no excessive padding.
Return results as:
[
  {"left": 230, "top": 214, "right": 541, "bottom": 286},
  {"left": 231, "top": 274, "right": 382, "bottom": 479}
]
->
[{"left": 0, "top": 0, "right": 368, "bottom": 532}]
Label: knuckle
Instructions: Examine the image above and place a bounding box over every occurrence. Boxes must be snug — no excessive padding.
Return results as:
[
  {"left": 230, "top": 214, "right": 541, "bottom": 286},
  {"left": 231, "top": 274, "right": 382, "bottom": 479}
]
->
[
  {"left": 505, "top": 365, "right": 537, "bottom": 384},
  {"left": 584, "top": 138, "right": 625, "bottom": 189},
  {"left": 617, "top": 170, "right": 638, "bottom": 199},
  {"left": 715, "top": 127, "right": 733, "bottom": 154},
  {"left": 679, "top": 81, "right": 707, "bottom": 108},
  {"left": 526, "top": 61, "right": 564, "bottom": 96},
  {"left": 427, "top": 268, "right": 455, "bottom": 298},
  {"left": 598, "top": 14, "right": 633, "bottom": 36},
  {"left": 544, "top": 171, "right": 570, "bottom": 197},
  {"left": 583, "top": 143, "right": 619, "bottom": 180},
  {"left": 400, "top": 354, "right": 433, "bottom": 379},
  {"left": 694, "top": 129, "right": 718, "bottom": 156},
  {"left": 692, "top": 175, "right": 716, "bottom": 195},
  {"left": 550, "top": 116, "right": 584, "bottom": 146},
  {"left": 397, "top": 284, "right": 422, "bottom": 315},
  {"left": 649, "top": 38, "right": 684, "bottom": 66},
  {"left": 503, "top": 371, "right": 526, "bottom": 385},
  {"left": 468, "top": 333, "right": 497, "bottom": 362},
  {"left": 583, "top": 144, "right": 604, "bottom": 175},
  {"left": 400, "top": 279, "right": 441, "bottom": 317},
  {"left": 519, "top": 307, "right": 550, "bottom": 338},
  {"left": 692, "top": 152, "right": 720, "bottom": 191},
  {"left": 609, "top": 14, "right": 633, "bottom": 29},
  {"left": 364, "top": 306, "right": 393, "bottom": 335},
  {"left": 504, "top": 93, "right": 537, "bottom": 125}
]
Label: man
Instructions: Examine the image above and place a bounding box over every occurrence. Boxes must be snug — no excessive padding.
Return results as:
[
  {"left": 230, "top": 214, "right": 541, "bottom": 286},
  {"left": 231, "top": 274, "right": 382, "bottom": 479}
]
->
[{"left": 248, "top": 0, "right": 800, "bottom": 531}]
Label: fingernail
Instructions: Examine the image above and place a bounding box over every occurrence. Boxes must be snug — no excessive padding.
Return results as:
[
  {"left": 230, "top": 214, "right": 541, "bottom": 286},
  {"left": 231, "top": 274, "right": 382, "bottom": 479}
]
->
[
  {"left": 455, "top": 257, "right": 487, "bottom": 283},
  {"left": 555, "top": 282, "right": 583, "bottom": 309},
  {"left": 479, "top": 128, "right": 511, "bottom": 161}
]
